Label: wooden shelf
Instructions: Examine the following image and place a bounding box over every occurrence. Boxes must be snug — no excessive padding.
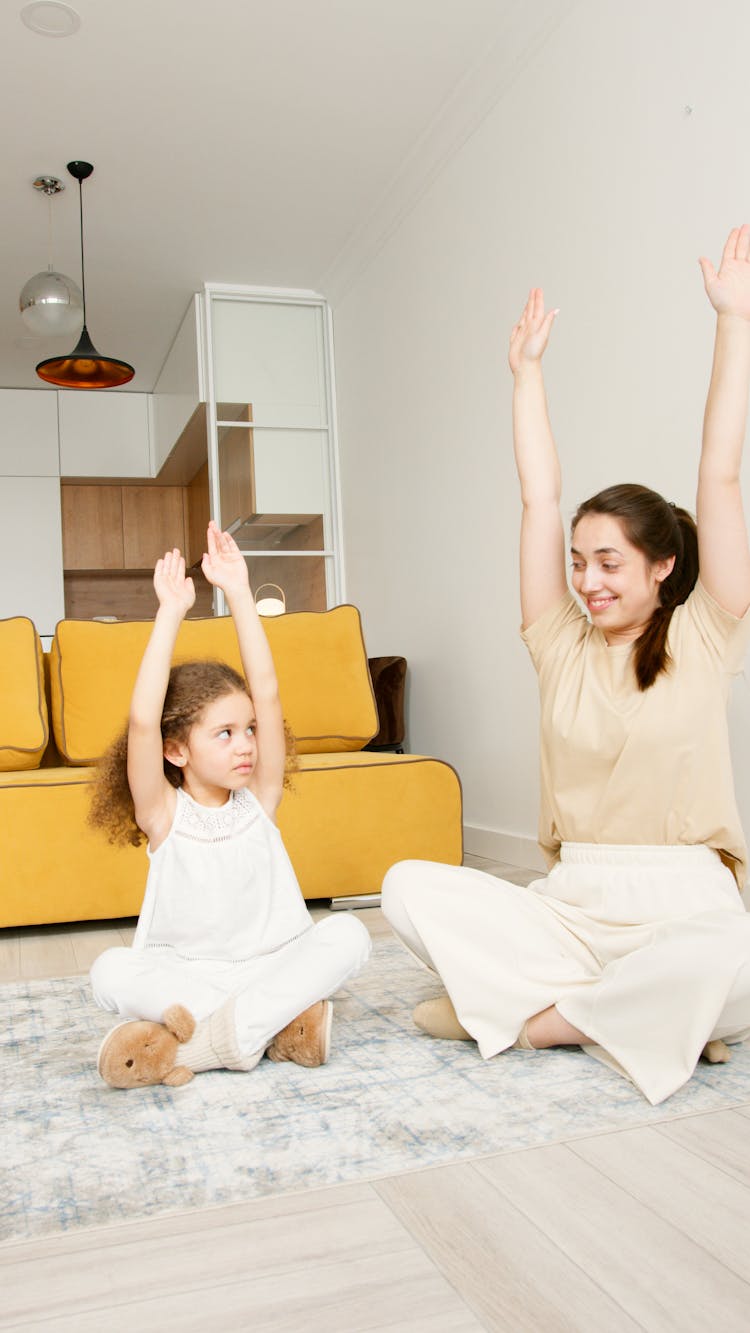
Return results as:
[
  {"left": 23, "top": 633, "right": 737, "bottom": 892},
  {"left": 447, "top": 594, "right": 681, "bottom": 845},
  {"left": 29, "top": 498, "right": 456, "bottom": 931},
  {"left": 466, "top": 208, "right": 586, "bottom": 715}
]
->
[{"left": 63, "top": 569, "right": 213, "bottom": 621}]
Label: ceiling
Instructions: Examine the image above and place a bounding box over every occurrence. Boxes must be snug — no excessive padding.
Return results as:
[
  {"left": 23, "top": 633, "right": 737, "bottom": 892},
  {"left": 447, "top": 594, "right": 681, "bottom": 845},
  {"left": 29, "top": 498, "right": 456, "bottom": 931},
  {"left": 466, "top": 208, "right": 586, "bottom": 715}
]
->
[{"left": 0, "top": 0, "right": 547, "bottom": 392}]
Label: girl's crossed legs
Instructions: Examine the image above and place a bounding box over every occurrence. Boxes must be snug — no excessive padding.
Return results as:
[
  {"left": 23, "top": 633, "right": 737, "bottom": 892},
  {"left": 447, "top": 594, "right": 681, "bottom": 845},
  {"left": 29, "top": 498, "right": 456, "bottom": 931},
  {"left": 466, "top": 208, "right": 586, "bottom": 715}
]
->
[{"left": 91, "top": 913, "right": 371, "bottom": 1060}]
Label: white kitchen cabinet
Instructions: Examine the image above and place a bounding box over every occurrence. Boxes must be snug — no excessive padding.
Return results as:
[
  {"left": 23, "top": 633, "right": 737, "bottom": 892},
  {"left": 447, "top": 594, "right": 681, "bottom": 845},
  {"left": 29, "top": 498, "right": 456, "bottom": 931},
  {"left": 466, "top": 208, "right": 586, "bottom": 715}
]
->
[
  {"left": 58, "top": 390, "right": 152, "bottom": 478},
  {"left": 151, "top": 295, "right": 204, "bottom": 474},
  {"left": 0, "top": 388, "right": 58, "bottom": 476},
  {"left": 0, "top": 477, "right": 64, "bottom": 635}
]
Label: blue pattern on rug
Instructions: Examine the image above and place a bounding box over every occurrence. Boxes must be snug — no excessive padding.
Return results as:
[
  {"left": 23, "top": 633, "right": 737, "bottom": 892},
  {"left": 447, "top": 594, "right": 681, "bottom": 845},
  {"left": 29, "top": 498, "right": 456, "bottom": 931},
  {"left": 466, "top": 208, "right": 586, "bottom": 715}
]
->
[{"left": 3, "top": 936, "right": 750, "bottom": 1242}]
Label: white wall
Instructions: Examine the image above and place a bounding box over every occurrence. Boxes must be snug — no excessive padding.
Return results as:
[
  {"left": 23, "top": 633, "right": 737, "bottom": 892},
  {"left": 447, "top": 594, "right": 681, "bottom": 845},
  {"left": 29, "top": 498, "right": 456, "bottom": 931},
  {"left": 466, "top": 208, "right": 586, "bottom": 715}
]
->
[{"left": 331, "top": 0, "right": 750, "bottom": 863}]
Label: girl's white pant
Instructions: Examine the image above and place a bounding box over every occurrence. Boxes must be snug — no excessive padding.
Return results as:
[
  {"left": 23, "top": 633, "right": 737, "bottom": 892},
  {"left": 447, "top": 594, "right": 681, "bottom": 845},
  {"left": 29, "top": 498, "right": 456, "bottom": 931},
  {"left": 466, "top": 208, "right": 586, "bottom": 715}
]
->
[
  {"left": 90, "top": 915, "right": 371, "bottom": 1058},
  {"left": 381, "top": 844, "right": 750, "bottom": 1105}
]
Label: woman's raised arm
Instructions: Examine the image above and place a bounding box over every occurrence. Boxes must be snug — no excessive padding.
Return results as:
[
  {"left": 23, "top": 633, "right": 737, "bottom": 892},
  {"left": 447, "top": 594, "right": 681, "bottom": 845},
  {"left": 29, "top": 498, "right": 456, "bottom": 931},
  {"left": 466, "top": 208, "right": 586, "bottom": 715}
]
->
[
  {"left": 697, "top": 225, "right": 750, "bottom": 616},
  {"left": 509, "top": 288, "right": 567, "bottom": 628}
]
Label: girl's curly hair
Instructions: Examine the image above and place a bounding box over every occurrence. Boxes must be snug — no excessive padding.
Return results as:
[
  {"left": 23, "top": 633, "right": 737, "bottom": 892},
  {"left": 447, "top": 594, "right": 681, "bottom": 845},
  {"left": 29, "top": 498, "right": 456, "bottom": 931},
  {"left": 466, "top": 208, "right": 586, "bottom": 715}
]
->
[{"left": 88, "top": 658, "right": 298, "bottom": 847}]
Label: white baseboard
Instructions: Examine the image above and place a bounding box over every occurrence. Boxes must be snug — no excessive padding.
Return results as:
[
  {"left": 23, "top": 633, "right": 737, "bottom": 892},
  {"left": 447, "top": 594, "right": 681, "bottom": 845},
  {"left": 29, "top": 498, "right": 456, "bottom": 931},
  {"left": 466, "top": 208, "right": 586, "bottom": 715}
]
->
[{"left": 463, "top": 824, "right": 547, "bottom": 873}]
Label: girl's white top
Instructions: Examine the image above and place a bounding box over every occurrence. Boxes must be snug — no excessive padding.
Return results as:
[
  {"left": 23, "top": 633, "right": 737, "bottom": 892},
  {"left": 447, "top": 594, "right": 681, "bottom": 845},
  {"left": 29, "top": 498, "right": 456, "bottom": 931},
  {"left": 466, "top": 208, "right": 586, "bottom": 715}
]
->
[{"left": 132, "top": 786, "right": 312, "bottom": 962}]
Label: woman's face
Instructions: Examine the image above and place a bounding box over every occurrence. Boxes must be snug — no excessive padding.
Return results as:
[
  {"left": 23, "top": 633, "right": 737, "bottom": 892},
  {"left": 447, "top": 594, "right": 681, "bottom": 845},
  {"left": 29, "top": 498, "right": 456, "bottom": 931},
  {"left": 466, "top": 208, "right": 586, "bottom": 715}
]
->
[{"left": 570, "top": 513, "right": 675, "bottom": 644}]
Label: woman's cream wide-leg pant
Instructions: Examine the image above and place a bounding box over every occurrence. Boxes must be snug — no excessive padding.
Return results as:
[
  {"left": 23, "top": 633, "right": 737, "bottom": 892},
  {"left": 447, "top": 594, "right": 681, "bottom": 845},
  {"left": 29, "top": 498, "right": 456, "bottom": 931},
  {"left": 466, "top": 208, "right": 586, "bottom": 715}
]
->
[{"left": 381, "top": 844, "right": 750, "bottom": 1105}]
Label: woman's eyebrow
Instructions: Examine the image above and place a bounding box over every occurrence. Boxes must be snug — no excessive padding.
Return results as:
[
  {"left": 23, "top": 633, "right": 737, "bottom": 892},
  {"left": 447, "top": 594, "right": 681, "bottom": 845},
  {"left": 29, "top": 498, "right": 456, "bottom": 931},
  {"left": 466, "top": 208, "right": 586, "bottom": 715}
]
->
[{"left": 570, "top": 545, "right": 623, "bottom": 556}]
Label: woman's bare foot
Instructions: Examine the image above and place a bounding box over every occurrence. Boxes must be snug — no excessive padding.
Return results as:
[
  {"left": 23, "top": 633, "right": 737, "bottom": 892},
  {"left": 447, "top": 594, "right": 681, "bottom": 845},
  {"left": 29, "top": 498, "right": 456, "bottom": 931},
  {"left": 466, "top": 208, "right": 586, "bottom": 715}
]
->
[{"left": 524, "top": 1005, "right": 589, "bottom": 1049}]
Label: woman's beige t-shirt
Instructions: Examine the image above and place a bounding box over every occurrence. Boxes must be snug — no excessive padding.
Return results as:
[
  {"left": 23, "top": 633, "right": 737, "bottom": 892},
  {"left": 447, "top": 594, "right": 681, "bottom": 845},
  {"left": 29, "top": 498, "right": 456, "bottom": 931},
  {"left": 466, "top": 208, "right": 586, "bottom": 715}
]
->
[{"left": 522, "top": 581, "right": 750, "bottom": 886}]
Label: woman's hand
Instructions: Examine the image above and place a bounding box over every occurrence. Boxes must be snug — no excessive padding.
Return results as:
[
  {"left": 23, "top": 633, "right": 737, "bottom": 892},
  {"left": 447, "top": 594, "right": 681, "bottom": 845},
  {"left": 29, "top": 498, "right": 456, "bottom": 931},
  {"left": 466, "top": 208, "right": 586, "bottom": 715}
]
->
[
  {"left": 699, "top": 225, "right": 750, "bottom": 320},
  {"left": 509, "top": 288, "right": 559, "bottom": 374},
  {"left": 153, "top": 548, "right": 195, "bottom": 617},
  {"left": 201, "top": 520, "right": 250, "bottom": 599},
  {"left": 696, "top": 225, "right": 750, "bottom": 618}
]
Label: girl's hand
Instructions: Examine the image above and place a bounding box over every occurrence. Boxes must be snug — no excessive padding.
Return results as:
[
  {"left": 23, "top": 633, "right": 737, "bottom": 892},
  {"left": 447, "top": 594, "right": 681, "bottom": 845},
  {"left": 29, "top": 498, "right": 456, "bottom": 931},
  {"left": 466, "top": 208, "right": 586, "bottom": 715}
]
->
[
  {"left": 509, "top": 288, "right": 559, "bottom": 374},
  {"left": 699, "top": 225, "right": 750, "bottom": 320},
  {"left": 153, "top": 548, "right": 195, "bottom": 617},
  {"left": 201, "top": 520, "right": 250, "bottom": 598}
]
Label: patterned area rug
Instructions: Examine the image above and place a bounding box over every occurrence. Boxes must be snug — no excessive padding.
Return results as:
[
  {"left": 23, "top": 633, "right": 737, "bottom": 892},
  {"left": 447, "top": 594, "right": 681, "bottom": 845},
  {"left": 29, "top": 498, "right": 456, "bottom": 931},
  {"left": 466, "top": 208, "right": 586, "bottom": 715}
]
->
[{"left": 4, "top": 936, "right": 750, "bottom": 1244}]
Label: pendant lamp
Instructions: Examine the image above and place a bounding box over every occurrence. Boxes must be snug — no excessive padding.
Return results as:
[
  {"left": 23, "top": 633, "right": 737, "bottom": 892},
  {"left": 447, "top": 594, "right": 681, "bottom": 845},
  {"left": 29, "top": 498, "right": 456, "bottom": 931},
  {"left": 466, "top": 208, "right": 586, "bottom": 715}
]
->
[
  {"left": 36, "top": 160, "right": 134, "bottom": 389},
  {"left": 19, "top": 175, "right": 83, "bottom": 337}
]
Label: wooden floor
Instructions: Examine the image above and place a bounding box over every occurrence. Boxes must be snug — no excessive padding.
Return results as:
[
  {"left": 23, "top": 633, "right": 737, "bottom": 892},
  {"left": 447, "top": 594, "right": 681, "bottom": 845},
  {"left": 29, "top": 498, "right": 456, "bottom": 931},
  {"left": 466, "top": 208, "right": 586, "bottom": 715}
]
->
[{"left": 3, "top": 856, "right": 750, "bottom": 1332}]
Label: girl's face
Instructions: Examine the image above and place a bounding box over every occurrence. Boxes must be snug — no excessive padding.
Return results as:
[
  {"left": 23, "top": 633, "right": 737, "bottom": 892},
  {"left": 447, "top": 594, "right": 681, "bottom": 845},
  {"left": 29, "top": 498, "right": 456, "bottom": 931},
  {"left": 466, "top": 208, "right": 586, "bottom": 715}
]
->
[
  {"left": 570, "top": 513, "right": 675, "bottom": 644},
  {"left": 166, "top": 689, "right": 257, "bottom": 801}
]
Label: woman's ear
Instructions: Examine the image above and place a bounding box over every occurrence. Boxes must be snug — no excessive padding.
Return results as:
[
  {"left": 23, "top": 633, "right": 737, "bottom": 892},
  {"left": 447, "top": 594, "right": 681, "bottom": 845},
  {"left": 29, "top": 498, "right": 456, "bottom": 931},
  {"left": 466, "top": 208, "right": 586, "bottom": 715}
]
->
[{"left": 654, "top": 554, "right": 677, "bottom": 583}]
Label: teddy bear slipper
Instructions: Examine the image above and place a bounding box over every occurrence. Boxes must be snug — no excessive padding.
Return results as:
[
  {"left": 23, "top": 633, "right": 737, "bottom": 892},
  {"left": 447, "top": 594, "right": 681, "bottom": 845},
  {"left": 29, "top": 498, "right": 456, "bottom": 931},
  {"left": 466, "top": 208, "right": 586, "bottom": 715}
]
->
[
  {"left": 266, "top": 999, "right": 333, "bottom": 1067},
  {"left": 97, "top": 998, "right": 262, "bottom": 1089},
  {"left": 98, "top": 997, "right": 334, "bottom": 1088}
]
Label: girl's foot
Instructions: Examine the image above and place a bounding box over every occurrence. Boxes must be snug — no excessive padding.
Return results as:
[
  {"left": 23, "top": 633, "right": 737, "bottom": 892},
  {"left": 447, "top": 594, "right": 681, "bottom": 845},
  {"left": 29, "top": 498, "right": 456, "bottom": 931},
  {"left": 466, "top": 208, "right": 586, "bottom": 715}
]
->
[
  {"left": 97, "top": 1000, "right": 262, "bottom": 1089},
  {"left": 413, "top": 994, "right": 471, "bottom": 1040},
  {"left": 266, "top": 1000, "right": 333, "bottom": 1067},
  {"left": 98, "top": 1004, "right": 198, "bottom": 1089}
]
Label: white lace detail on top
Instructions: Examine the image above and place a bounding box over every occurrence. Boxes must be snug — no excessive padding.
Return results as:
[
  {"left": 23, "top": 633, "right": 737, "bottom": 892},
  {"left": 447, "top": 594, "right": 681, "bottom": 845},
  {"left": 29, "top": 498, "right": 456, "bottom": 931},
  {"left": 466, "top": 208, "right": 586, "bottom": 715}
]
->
[{"left": 174, "top": 787, "right": 260, "bottom": 844}]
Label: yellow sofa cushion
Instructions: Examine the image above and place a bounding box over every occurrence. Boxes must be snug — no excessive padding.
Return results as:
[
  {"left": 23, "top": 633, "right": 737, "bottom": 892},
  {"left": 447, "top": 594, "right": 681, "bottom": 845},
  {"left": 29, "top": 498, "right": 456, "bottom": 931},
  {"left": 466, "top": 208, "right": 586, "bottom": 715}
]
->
[
  {"left": 50, "top": 606, "right": 378, "bottom": 763},
  {"left": 0, "top": 617, "right": 48, "bottom": 771},
  {"left": 263, "top": 608, "right": 378, "bottom": 754}
]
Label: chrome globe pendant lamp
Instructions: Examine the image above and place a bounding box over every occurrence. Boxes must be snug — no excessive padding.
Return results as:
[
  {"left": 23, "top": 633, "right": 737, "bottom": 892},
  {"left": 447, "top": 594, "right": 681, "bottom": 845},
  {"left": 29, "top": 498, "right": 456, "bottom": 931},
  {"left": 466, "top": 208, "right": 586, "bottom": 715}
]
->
[
  {"left": 19, "top": 175, "right": 83, "bottom": 337},
  {"left": 36, "top": 160, "right": 134, "bottom": 389}
]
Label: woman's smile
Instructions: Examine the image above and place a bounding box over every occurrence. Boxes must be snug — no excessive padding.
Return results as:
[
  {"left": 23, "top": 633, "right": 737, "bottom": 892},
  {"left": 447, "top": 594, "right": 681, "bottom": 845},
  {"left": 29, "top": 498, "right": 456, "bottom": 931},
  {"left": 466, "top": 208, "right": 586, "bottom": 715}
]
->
[{"left": 586, "top": 594, "right": 618, "bottom": 613}]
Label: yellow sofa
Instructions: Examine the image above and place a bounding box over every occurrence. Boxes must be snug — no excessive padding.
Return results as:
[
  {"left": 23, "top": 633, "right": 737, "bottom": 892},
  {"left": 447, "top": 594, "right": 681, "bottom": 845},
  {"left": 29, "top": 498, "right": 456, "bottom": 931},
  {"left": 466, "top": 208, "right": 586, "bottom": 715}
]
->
[{"left": 0, "top": 610, "right": 462, "bottom": 928}]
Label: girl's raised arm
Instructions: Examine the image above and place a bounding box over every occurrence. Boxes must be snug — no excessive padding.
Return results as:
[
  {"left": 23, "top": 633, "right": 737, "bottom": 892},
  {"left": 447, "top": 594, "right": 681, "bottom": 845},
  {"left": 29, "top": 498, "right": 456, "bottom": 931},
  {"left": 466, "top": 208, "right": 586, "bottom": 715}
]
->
[
  {"left": 697, "top": 225, "right": 750, "bottom": 616},
  {"left": 509, "top": 288, "right": 568, "bottom": 628},
  {"left": 127, "top": 549, "right": 194, "bottom": 845},
  {"left": 201, "top": 522, "right": 286, "bottom": 820}
]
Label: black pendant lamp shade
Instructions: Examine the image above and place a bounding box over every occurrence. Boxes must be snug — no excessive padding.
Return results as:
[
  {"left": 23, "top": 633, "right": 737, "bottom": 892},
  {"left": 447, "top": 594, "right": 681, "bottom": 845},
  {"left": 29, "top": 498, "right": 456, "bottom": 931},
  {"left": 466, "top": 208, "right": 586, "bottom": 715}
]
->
[{"left": 36, "top": 161, "right": 134, "bottom": 389}]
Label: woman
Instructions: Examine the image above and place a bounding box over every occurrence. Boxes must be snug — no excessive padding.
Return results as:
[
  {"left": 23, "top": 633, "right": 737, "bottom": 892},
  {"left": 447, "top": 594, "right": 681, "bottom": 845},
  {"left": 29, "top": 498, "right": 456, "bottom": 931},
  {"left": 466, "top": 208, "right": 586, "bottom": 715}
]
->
[{"left": 382, "top": 226, "right": 750, "bottom": 1105}]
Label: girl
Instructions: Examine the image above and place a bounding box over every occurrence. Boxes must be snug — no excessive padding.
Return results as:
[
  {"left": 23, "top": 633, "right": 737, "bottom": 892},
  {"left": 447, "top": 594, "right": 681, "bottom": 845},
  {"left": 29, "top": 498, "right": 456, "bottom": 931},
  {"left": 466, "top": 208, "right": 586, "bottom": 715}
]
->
[
  {"left": 382, "top": 225, "right": 750, "bottom": 1105},
  {"left": 90, "top": 521, "right": 371, "bottom": 1085}
]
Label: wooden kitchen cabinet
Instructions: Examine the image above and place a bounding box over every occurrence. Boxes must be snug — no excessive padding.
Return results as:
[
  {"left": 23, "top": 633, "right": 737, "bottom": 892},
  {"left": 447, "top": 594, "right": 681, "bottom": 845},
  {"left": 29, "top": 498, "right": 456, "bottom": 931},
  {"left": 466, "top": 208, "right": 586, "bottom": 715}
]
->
[
  {"left": 62, "top": 484, "right": 184, "bottom": 571},
  {"left": 121, "top": 486, "right": 185, "bottom": 568},
  {"left": 61, "top": 486, "right": 124, "bottom": 570},
  {"left": 61, "top": 480, "right": 211, "bottom": 620}
]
